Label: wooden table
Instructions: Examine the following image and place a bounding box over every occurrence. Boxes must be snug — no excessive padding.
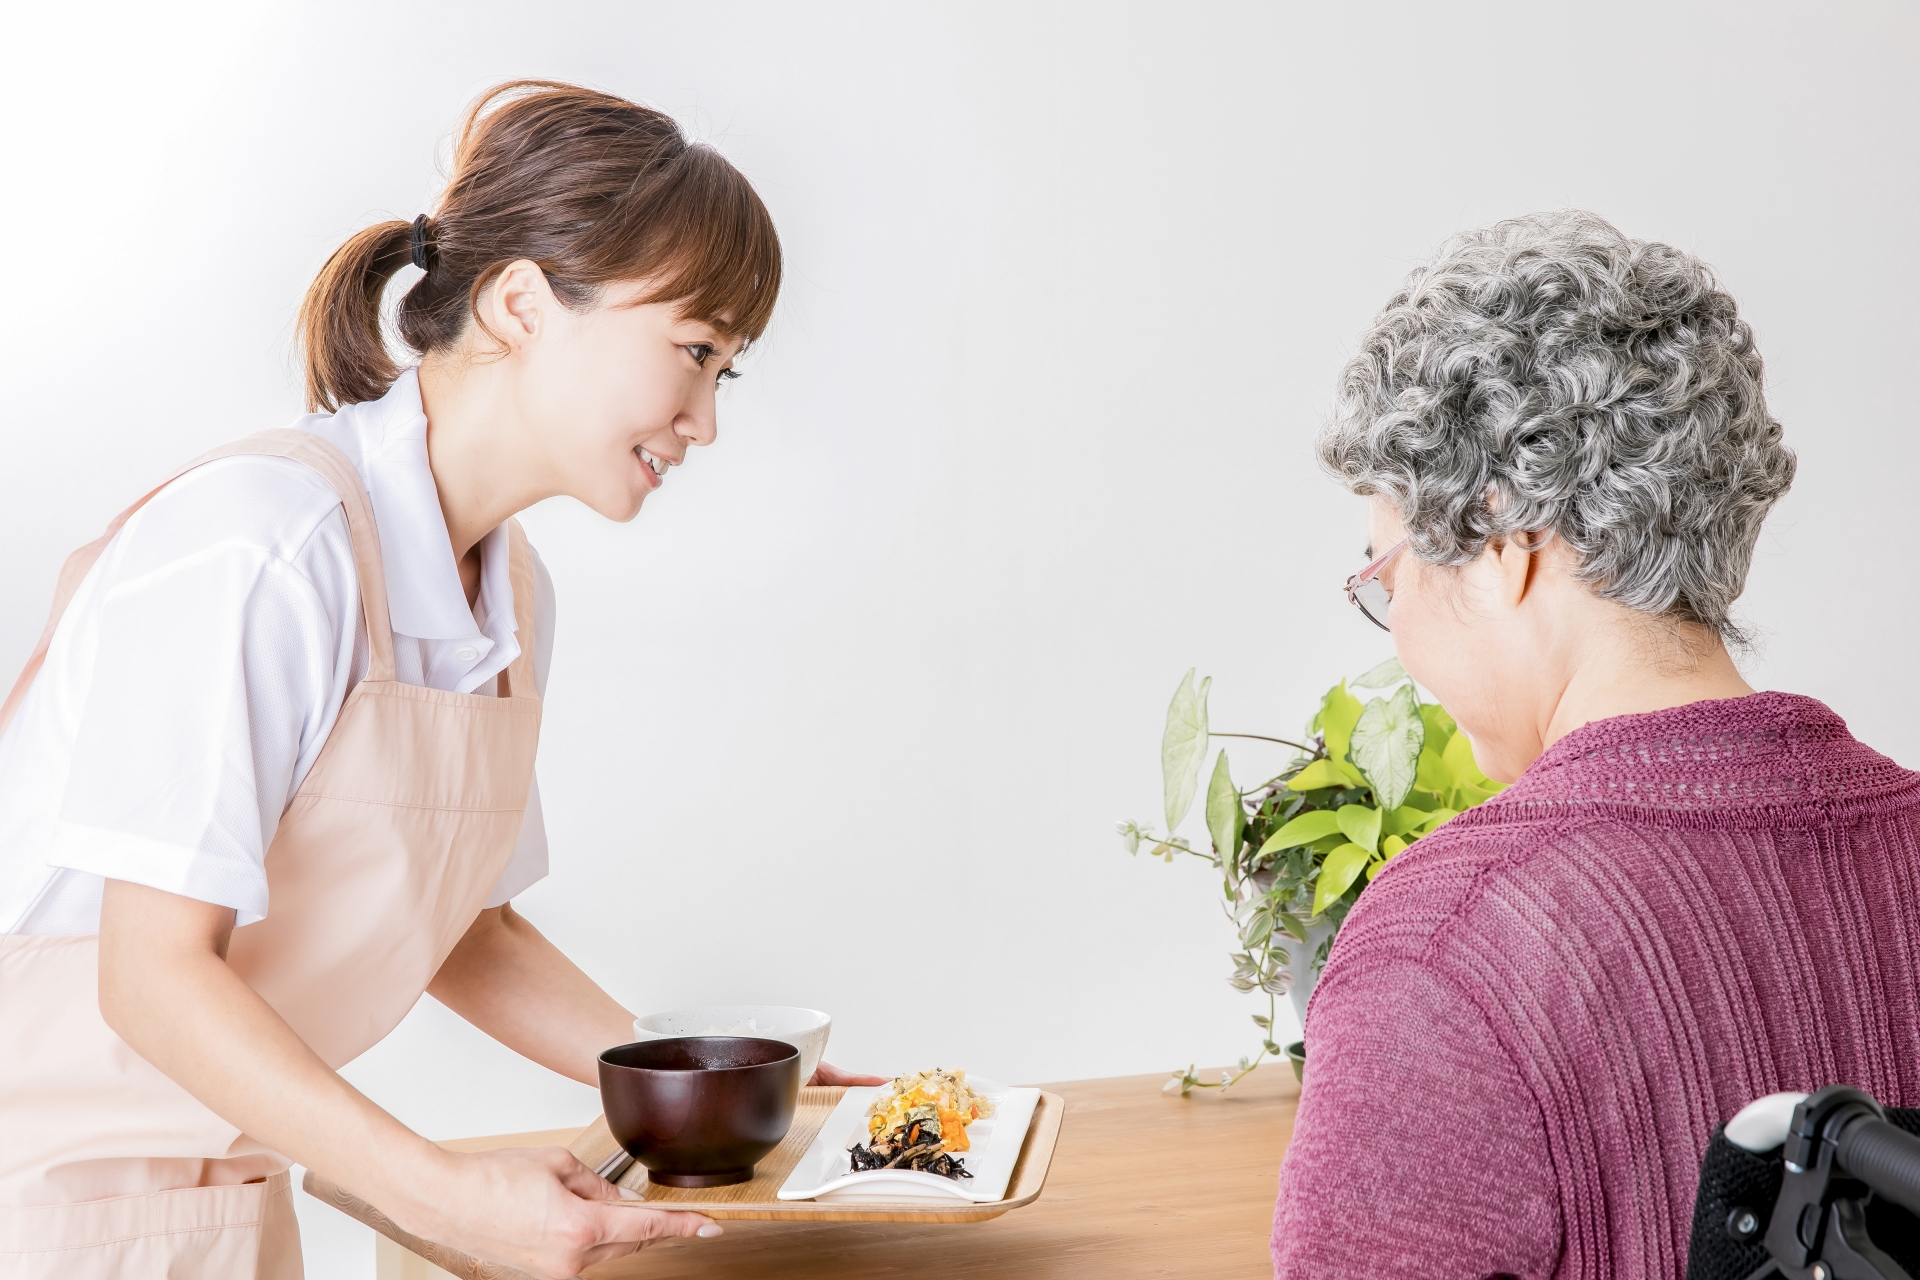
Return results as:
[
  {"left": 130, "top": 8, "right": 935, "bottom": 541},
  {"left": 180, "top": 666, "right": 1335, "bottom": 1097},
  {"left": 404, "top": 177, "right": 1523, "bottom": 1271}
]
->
[{"left": 365, "top": 1066, "right": 1298, "bottom": 1280}]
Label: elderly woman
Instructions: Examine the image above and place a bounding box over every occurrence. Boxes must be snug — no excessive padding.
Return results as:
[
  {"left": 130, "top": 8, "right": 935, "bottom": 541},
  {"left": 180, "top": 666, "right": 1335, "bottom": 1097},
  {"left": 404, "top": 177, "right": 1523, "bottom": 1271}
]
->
[{"left": 1272, "top": 211, "right": 1920, "bottom": 1279}]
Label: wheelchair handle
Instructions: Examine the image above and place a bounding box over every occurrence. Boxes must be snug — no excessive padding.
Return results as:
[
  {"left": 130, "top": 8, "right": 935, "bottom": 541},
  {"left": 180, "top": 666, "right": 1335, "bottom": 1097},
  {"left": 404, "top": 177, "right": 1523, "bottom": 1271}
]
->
[{"left": 1838, "top": 1114, "right": 1920, "bottom": 1219}]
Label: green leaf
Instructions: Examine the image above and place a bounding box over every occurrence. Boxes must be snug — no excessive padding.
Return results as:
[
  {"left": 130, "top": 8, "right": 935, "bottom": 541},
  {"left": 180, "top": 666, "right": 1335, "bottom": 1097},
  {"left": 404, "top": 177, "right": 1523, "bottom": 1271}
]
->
[
  {"left": 1335, "top": 804, "right": 1381, "bottom": 855},
  {"left": 1382, "top": 833, "right": 1408, "bottom": 859},
  {"left": 1257, "top": 808, "right": 1342, "bottom": 854},
  {"left": 1351, "top": 656, "right": 1408, "bottom": 690},
  {"left": 1204, "top": 750, "right": 1243, "bottom": 859},
  {"left": 1456, "top": 781, "right": 1502, "bottom": 806},
  {"left": 1161, "top": 670, "right": 1211, "bottom": 832},
  {"left": 1309, "top": 832, "right": 1348, "bottom": 859},
  {"left": 1441, "top": 726, "right": 1491, "bottom": 790},
  {"left": 1350, "top": 684, "right": 1425, "bottom": 811},
  {"left": 1419, "top": 701, "right": 1457, "bottom": 744},
  {"left": 1320, "top": 681, "right": 1363, "bottom": 765},
  {"left": 1286, "top": 759, "right": 1353, "bottom": 792},
  {"left": 1380, "top": 805, "right": 1428, "bottom": 837},
  {"left": 1415, "top": 748, "right": 1450, "bottom": 793},
  {"left": 1365, "top": 857, "right": 1387, "bottom": 881},
  {"left": 1312, "top": 842, "right": 1371, "bottom": 915},
  {"left": 1244, "top": 911, "right": 1274, "bottom": 950},
  {"left": 1279, "top": 913, "right": 1311, "bottom": 942},
  {"left": 1417, "top": 807, "right": 1459, "bottom": 833}
]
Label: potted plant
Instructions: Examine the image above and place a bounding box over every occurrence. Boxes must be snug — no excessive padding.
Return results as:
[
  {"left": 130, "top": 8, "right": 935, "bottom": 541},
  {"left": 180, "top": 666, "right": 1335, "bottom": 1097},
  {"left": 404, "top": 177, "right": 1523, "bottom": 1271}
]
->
[{"left": 1117, "top": 658, "right": 1503, "bottom": 1095}]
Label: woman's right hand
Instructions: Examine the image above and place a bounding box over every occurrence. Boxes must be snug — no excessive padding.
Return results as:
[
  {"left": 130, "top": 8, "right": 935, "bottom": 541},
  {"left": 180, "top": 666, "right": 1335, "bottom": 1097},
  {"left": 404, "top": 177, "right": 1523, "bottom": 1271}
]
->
[
  {"left": 402, "top": 1145, "right": 720, "bottom": 1278},
  {"left": 93, "top": 881, "right": 717, "bottom": 1278}
]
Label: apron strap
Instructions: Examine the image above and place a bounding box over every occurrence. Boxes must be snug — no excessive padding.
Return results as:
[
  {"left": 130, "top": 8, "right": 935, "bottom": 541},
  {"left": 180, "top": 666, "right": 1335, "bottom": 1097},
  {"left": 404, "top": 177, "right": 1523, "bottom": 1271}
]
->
[
  {"left": 0, "top": 430, "right": 399, "bottom": 738},
  {"left": 497, "top": 518, "right": 539, "bottom": 701}
]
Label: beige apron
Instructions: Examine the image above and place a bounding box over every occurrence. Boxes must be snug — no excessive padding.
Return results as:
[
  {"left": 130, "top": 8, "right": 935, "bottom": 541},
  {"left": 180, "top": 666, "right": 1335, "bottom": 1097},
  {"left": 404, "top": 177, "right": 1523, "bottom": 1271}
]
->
[{"left": 0, "top": 430, "right": 542, "bottom": 1278}]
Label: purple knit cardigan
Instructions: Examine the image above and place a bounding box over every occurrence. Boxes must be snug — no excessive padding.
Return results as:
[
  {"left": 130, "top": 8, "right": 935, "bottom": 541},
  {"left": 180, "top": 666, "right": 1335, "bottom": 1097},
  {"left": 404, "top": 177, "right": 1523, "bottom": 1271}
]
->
[{"left": 1271, "top": 693, "right": 1920, "bottom": 1279}]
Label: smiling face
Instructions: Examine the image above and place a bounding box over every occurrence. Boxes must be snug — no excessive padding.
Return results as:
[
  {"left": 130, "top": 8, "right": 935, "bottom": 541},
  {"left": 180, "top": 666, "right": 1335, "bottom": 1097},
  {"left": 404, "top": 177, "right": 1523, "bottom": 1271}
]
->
[{"left": 512, "top": 276, "right": 744, "bottom": 522}]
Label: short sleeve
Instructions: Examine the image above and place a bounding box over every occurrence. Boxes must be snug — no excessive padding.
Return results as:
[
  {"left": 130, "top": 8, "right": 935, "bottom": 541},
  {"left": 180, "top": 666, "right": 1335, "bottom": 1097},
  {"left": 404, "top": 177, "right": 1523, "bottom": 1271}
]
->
[
  {"left": 1273, "top": 956, "right": 1563, "bottom": 1279},
  {"left": 483, "top": 543, "right": 556, "bottom": 907},
  {"left": 50, "top": 486, "right": 348, "bottom": 925}
]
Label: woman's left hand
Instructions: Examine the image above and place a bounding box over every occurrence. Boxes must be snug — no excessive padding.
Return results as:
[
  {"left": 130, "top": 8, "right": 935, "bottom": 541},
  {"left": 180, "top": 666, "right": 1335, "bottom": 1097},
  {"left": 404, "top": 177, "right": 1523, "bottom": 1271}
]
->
[{"left": 809, "top": 1061, "right": 889, "bottom": 1086}]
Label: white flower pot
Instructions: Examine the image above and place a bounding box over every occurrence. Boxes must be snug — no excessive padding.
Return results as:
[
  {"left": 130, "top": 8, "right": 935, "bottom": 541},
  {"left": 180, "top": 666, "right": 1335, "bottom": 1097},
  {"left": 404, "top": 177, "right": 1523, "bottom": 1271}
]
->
[{"left": 1285, "top": 914, "right": 1339, "bottom": 1035}]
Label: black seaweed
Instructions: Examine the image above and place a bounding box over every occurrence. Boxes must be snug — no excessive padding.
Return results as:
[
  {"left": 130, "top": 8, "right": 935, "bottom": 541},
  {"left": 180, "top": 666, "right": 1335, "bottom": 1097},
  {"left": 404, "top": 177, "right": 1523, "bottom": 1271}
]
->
[{"left": 848, "top": 1117, "right": 973, "bottom": 1181}]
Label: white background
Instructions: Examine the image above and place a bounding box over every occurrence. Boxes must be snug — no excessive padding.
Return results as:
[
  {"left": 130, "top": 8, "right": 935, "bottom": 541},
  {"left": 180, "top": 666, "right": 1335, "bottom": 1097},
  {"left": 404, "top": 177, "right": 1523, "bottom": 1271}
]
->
[{"left": 2, "top": 2, "right": 1916, "bottom": 1274}]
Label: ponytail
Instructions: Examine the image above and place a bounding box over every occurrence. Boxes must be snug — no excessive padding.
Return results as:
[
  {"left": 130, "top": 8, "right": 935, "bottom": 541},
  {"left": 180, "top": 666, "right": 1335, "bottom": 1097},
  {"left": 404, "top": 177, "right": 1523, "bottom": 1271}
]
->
[
  {"left": 294, "top": 81, "right": 782, "bottom": 415},
  {"left": 296, "top": 220, "right": 415, "bottom": 413}
]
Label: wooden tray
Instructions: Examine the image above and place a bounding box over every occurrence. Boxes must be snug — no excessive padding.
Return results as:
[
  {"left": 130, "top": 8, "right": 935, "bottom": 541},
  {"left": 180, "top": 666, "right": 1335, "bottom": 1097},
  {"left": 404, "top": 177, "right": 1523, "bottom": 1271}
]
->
[
  {"left": 570, "top": 1085, "right": 1064, "bottom": 1223},
  {"left": 303, "top": 1086, "right": 1064, "bottom": 1277}
]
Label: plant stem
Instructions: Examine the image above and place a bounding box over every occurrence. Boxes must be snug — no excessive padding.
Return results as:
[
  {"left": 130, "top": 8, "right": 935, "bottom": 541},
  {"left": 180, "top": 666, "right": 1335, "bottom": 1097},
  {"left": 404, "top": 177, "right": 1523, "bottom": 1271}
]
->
[
  {"left": 1212, "top": 732, "right": 1322, "bottom": 754},
  {"left": 1172, "top": 989, "right": 1281, "bottom": 1096}
]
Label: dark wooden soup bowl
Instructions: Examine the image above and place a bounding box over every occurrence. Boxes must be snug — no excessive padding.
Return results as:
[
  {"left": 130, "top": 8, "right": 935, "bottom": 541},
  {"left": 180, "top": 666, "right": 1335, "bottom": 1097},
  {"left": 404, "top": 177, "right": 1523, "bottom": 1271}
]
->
[{"left": 597, "top": 1036, "right": 802, "bottom": 1188}]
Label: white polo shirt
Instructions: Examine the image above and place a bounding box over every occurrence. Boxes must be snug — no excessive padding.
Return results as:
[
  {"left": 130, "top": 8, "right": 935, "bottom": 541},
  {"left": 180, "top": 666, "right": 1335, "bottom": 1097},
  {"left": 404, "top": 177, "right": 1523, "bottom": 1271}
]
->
[{"left": 0, "top": 369, "right": 553, "bottom": 935}]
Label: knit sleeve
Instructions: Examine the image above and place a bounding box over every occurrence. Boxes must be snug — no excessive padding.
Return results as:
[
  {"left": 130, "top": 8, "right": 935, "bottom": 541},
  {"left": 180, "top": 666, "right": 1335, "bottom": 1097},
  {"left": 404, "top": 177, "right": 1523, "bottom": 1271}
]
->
[{"left": 1272, "top": 955, "right": 1562, "bottom": 1279}]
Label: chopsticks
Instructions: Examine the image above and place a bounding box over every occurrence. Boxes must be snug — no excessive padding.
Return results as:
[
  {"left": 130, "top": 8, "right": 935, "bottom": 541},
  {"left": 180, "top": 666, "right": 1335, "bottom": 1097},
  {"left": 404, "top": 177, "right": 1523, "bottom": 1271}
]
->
[{"left": 595, "top": 1147, "right": 636, "bottom": 1186}]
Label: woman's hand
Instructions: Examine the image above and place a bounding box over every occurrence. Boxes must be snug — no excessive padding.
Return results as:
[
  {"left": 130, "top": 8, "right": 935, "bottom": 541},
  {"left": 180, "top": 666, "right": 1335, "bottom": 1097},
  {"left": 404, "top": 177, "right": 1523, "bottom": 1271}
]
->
[
  {"left": 810, "top": 1061, "right": 890, "bottom": 1086},
  {"left": 95, "top": 881, "right": 723, "bottom": 1277},
  {"left": 413, "top": 1145, "right": 718, "bottom": 1279}
]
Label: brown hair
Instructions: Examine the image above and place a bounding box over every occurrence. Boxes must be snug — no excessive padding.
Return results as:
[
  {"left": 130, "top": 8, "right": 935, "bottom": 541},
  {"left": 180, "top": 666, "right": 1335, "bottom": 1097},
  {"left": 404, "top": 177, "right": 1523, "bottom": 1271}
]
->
[{"left": 297, "top": 80, "right": 782, "bottom": 413}]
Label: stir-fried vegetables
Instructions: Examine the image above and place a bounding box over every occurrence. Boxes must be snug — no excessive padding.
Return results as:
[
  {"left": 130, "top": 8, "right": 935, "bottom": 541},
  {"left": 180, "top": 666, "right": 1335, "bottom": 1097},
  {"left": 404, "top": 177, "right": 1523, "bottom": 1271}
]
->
[{"left": 847, "top": 1068, "right": 994, "bottom": 1180}]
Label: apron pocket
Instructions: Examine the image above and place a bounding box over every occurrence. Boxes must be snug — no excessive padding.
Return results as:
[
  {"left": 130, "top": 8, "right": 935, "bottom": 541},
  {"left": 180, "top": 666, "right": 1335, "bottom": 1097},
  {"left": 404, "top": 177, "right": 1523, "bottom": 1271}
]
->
[{"left": 0, "top": 1169, "right": 301, "bottom": 1280}]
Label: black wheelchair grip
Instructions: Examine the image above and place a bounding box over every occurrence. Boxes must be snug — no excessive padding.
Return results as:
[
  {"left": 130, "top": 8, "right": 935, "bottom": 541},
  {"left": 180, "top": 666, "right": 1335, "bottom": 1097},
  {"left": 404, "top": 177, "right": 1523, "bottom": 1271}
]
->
[{"left": 1839, "top": 1117, "right": 1920, "bottom": 1219}]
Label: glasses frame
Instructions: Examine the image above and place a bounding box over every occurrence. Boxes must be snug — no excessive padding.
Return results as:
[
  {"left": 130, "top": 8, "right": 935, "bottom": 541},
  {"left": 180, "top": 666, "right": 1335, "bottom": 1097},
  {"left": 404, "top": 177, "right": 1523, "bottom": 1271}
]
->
[{"left": 1344, "top": 536, "right": 1409, "bottom": 632}]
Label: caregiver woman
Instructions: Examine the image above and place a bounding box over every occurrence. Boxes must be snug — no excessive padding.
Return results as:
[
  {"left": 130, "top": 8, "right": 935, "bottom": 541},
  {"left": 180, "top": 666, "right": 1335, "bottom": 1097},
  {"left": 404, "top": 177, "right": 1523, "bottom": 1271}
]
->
[{"left": 0, "top": 81, "right": 871, "bottom": 1280}]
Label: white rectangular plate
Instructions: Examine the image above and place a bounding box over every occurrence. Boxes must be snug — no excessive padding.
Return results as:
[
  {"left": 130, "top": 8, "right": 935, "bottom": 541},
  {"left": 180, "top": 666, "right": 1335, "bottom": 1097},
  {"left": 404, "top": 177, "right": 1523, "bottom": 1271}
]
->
[{"left": 775, "top": 1076, "right": 1041, "bottom": 1204}]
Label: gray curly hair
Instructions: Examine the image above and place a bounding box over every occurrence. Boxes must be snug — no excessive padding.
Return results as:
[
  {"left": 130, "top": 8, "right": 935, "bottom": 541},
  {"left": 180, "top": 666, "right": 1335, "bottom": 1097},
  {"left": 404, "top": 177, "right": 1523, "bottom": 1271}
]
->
[{"left": 1318, "top": 210, "right": 1794, "bottom": 641}]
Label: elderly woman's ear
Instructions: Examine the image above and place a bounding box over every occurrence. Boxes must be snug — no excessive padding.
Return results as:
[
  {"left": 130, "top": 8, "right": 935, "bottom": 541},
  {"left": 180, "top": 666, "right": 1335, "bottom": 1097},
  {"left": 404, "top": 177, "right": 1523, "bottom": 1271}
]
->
[{"left": 1491, "top": 532, "right": 1548, "bottom": 611}]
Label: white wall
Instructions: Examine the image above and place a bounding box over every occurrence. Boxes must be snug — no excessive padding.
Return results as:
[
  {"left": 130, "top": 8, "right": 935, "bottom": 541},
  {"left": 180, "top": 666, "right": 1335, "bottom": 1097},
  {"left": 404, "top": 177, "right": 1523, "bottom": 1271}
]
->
[{"left": 3, "top": 1, "right": 1915, "bottom": 1274}]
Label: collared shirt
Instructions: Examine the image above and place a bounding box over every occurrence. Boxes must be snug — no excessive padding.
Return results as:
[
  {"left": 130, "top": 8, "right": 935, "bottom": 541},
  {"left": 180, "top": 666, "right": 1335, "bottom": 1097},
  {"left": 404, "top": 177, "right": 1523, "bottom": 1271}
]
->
[{"left": 0, "top": 370, "right": 553, "bottom": 934}]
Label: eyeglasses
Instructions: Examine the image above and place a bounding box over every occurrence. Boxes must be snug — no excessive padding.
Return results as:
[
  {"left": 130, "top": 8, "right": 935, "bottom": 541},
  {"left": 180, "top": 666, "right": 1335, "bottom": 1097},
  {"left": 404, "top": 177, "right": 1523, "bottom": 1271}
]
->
[{"left": 1344, "top": 537, "right": 1409, "bottom": 632}]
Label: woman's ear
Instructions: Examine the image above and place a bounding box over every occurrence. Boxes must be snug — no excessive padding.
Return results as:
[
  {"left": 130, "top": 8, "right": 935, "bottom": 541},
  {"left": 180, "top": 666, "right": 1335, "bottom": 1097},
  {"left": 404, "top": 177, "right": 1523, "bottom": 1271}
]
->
[
  {"left": 482, "top": 259, "right": 557, "bottom": 351},
  {"left": 1494, "top": 533, "right": 1547, "bottom": 610}
]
